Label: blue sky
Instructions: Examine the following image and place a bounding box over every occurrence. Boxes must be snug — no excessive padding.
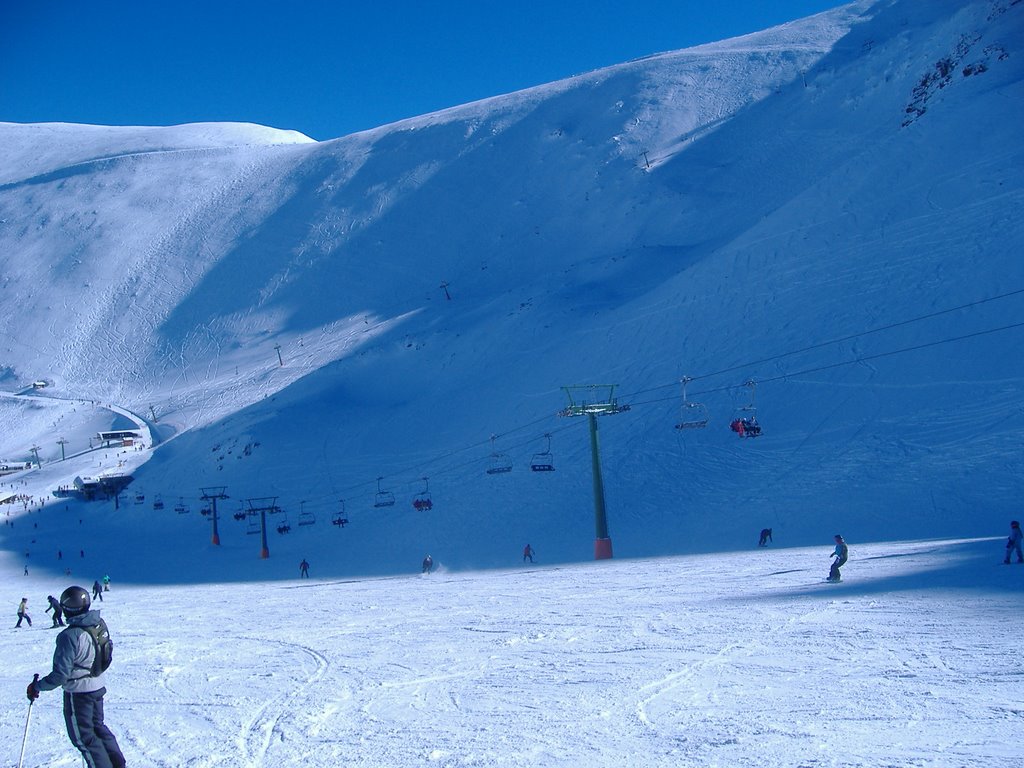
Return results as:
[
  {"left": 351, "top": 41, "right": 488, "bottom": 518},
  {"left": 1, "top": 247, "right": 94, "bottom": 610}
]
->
[{"left": 1, "top": 0, "right": 842, "bottom": 140}]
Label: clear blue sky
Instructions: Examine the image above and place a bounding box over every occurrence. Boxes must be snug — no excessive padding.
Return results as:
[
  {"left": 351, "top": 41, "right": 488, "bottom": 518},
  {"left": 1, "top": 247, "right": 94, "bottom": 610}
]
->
[{"left": 1, "top": 0, "right": 843, "bottom": 141}]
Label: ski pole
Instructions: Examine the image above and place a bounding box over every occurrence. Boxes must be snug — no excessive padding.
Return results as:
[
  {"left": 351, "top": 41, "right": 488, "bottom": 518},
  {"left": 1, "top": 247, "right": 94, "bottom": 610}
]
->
[{"left": 17, "top": 675, "right": 38, "bottom": 768}]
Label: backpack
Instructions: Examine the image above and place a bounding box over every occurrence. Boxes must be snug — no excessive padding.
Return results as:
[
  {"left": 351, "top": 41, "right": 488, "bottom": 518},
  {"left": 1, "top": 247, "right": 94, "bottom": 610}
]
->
[{"left": 70, "top": 619, "right": 113, "bottom": 676}]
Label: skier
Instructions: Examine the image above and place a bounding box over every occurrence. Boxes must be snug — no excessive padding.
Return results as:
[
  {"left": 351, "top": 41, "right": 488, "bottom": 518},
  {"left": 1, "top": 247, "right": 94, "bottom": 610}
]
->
[
  {"left": 92, "top": 580, "right": 104, "bottom": 601},
  {"left": 827, "top": 534, "right": 848, "bottom": 582},
  {"left": 523, "top": 544, "right": 535, "bottom": 563},
  {"left": 103, "top": 574, "right": 111, "bottom": 591},
  {"left": 16, "top": 597, "right": 32, "bottom": 627},
  {"left": 27, "top": 585, "right": 125, "bottom": 768},
  {"left": 299, "top": 559, "right": 310, "bottom": 578},
  {"left": 1004, "top": 520, "right": 1023, "bottom": 564},
  {"left": 758, "top": 528, "right": 773, "bottom": 547},
  {"left": 46, "top": 594, "right": 65, "bottom": 627},
  {"left": 422, "top": 554, "right": 433, "bottom": 574}
]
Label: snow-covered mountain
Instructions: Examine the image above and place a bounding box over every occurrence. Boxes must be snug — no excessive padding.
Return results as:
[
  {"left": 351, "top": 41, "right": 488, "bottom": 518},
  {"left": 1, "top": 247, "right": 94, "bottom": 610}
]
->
[{"left": 1, "top": 0, "right": 1023, "bottom": 582}]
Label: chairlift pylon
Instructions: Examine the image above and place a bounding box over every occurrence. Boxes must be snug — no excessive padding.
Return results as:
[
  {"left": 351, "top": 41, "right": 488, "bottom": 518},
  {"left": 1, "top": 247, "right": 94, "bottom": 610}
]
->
[
  {"left": 486, "top": 434, "right": 513, "bottom": 475},
  {"left": 729, "top": 379, "right": 762, "bottom": 438},
  {"left": 675, "top": 376, "right": 709, "bottom": 430},
  {"left": 413, "top": 477, "right": 433, "bottom": 511},
  {"left": 374, "top": 476, "right": 396, "bottom": 508},
  {"left": 529, "top": 433, "right": 555, "bottom": 472}
]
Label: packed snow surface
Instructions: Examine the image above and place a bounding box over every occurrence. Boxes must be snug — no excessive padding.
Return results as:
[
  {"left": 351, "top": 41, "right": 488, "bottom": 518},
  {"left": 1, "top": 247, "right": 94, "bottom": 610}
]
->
[
  {"left": 5, "top": 537, "right": 1022, "bottom": 767},
  {"left": 1, "top": 1, "right": 1024, "bottom": 763}
]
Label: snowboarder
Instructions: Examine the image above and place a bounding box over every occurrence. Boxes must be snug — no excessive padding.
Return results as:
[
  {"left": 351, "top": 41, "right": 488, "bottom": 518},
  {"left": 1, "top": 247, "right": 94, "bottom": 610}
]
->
[
  {"left": 27, "top": 585, "right": 125, "bottom": 768},
  {"left": 523, "top": 544, "right": 535, "bottom": 563},
  {"left": 92, "top": 580, "right": 104, "bottom": 601},
  {"left": 422, "top": 554, "right": 433, "bottom": 574},
  {"left": 16, "top": 597, "right": 31, "bottom": 627},
  {"left": 1004, "top": 520, "right": 1023, "bottom": 564},
  {"left": 103, "top": 574, "right": 110, "bottom": 591},
  {"left": 46, "top": 594, "right": 65, "bottom": 627},
  {"left": 299, "top": 559, "right": 310, "bottom": 578},
  {"left": 827, "top": 534, "right": 848, "bottom": 582},
  {"left": 758, "top": 528, "right": 773, "bottom": 547}
]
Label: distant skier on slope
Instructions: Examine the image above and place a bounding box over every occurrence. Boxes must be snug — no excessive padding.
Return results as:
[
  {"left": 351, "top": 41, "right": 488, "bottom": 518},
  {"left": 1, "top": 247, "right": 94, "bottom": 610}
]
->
[
  {"left": 1004, "top": 520, "right": 1023, "bottom": 564},
  {"left": 827, "top": 534, "right": 848, "bottom": 582},
  {"left": 46, "top": 594, "right": 65, "bottom": 627},
  {"left": 523, "top": 544, "right": 535, "bottom": 563},
  {"left": 758, "top": 528, "right": 773, "bottom": 547},
  {"left": 299, "top": 559, "right": 310, "bottom": 578},
  {"left": 422, "top": 554, "right": 433, "bottom": 574},
  {"left": 16, "top": 597, "right": 31, "bottom": 627}
]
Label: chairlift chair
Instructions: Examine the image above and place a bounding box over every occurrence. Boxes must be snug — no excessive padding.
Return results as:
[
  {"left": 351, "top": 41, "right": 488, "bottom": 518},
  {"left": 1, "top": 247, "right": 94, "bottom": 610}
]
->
[
  {"left": 413, "top": 477, "right": 433, "bottom": 511},
  {"left": 297, "top": 501, "right": 316, "bottom": 527},
  {"left": 233, "top": 505, "right": 247, "bottom": 521},
  {"left": 332, "top": 499, "right": 349, "bottom": 528},
  {"left": 529, "top": 433, "right": 555, "bottom": 472},
  {"left": 374, "top": 477, "right": 396, "bottom": 508},
  {"left": 174, "top": 498, "right": 190, "bottom": 514},
  {"left": 729, "top": 379, "right": 763, "bottom": 438},
  {"left": 276, "top": 511, "right": 292, "bottom": 535},
  {"left": 486, "top": 434, "right": 513, "bottom": 475},
  {"left": 153, "top": 495, "right": 164, "bottom": 511},
  {"left": 134, "top": 491, "right": 145, "bottom": 505},
  {"left": 246, "top": 515, "right": 260, "bottom": 535},
  {"left": 675, "top": 376, "right": 710, "bottom": 429}
]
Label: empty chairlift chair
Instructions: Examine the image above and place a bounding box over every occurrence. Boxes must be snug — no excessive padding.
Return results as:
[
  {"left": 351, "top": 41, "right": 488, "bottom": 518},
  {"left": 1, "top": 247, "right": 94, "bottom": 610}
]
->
[
  {"left": 529, "top": 433, "right": 555, "bottom": 472},
  {"left": 675, "top": 376, "right": 710, "bottom": 430},
  {"left": 374, "top": 477, "right": 396, "bottom": 508},
  {"left": 297, "top": 501, "right": 316, "bottom": 527},
  {"left": 486, "top": 434, "right": 513, "bottom": 475}
]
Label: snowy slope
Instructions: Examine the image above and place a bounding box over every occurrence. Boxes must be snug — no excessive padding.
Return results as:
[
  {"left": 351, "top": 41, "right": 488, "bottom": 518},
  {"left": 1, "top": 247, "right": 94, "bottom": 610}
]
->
[
  {"left": 0, "top": 0, "right": 1023, "bottom": 584},
  {"left": 4, "top": 538, "right": 1022, "bottom": 768}
]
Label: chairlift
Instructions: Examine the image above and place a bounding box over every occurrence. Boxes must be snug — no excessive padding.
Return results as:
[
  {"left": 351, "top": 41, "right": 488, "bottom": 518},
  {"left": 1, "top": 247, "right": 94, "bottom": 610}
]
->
[
  {"left": 276, "top": 510, "right": 291, "bottom": 535},
  {"left": 332, "top": 499, "right": 349, "bottom": 528},
  {"left": 134, "top": 490, "right": 145, "bottom": 505},
  {"left": 174, "top": 498, "right": 190, "bottom": 514},
  {"left": 413, "top": 477, "right": 433, "bottom": 511},
  {"left": 297, "top": 501, "right": 316, "bottom": 527},
  {"left": 200, "top": 506, "right": 212, "bottom": 518},
  {"left": 233, "top": 505, "right": 247, "bottom": 522},
  {"left": 729, "top": 379, "right": 763, "bottom": 438},
  {"left": 373, "top": 476, "right": 396, "bottom": 508},
  {"left": 153, "top": 495, "right": 164, "bottom": 511},
  {"left": 675, "top": 376, "right": 710, "bottom": 430},
  {"left": 486, "top": 434, "right": 513, "bottom": 475},
  {"left": 529, "top": 433, "right": 555, "bottom": 472},
  {"left": 246, "top": 515, "right": 260, "bottom": 535}
]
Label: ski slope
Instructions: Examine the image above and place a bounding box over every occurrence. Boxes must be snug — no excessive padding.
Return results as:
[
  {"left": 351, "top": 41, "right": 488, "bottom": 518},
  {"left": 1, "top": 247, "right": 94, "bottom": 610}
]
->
[{"left": 5, "top": 537, "right": 1021, "bottom": 767}]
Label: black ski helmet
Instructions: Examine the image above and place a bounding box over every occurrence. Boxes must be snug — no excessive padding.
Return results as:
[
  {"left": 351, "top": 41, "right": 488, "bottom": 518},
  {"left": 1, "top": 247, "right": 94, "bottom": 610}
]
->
[{"left": 60, "top": 585, "right": 91, "bottom": 616}]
